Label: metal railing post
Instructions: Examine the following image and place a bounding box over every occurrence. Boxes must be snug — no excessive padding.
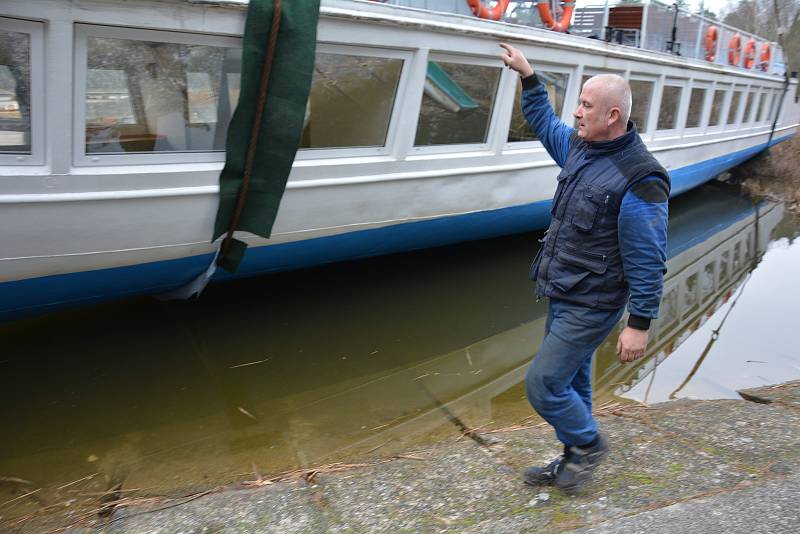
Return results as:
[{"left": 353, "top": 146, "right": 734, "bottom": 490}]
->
[
  {"left": 693, "top": 1, "right": 705, "bottom": 59},
  {"left": 640, "top": 0, "right": 649, "bottom": 49}
]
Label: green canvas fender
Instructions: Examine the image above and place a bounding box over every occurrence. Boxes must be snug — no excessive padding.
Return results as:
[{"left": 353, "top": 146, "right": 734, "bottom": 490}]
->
[{"left": 213, "top": 0, "right": 321, "bottom": 272}]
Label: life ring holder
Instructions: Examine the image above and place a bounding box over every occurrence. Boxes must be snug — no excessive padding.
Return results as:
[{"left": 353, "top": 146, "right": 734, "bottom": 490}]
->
[
  {"left": 727, "top": 33, "right": 742, "bottom": 66},
  {"left": 743, "top": 38, "right": 757, "bottom": 69},
  {"left": 704, "top": 25, "right": 718, "bottom": 62},
  {"left": 466, "top": 0, "right": 510, "bottom": 21},
  {"left": 535, "top": 0, "right": 575, "bottom": 33}
]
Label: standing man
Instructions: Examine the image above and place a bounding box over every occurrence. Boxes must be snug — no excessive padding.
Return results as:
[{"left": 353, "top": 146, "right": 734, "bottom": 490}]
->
[{"left": 500, "top": 43, "right": 670, "bottom": 492}]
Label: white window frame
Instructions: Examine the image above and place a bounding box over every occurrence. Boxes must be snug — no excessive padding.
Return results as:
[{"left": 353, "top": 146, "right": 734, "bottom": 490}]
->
[
  {"left": 654, "top": 78, "right": 687, "bottom": 139},
  {"left": 294, "top": 43, "right": 413, "bottom": 161},
  {"left": 706, "top": 83, "right": 730, "bottom": 133},
  {"left": 73, "top": 24, "right": 242, "bottom": 167},
  {"left": 0, "top": 17, "right": 45, "bottom": 166},
  {"left": 502, "top": 63, "right": 575, "bottom": 151},
  {"left": 627, "top": 73, "right": 658, "bottom": 139},
  {"left": 408, "top": 52, "right": 505, "bottom": 156},
  {"left": 684, "top": 80, "right": 712, "bottom": 133}
]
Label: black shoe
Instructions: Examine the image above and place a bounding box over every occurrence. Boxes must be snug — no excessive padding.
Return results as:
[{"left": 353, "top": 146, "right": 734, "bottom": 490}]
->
[
  {"left": 554, "top": 433, "right": 610, "bottom": 493},
  {"left": 523, "top": 446, "right": 568, "bottom": 486}
]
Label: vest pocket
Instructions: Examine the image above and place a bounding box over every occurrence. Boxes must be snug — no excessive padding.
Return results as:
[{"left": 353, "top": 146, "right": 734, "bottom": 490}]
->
[
  {"left": 571, "top": 186, "right": 606, "bottom": 232},
  {"left": 557, "top": 249, "right": 608, "bottom": 274},
  {"left": 551, "top": 271, "right": 591, "bottom": 293}
]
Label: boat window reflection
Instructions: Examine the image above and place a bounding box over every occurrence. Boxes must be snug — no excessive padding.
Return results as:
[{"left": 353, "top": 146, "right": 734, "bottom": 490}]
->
[
  {"left": 701, "top": 260, "right": 715, "bottom": 301},
  {"left": 726, "top": 91, "right": 742, "bottom": 125},
  {"left": 508, "top": 71, "right": 568, "bottom": 142},
  {"left": 657, "top": 85, "right": 682, "bottom": 130},
  {"left": 0, "top": 30, "right": 31, "bottom": 154},
  {"left": 629, "top": 80, "right": 654, "bottom": 132},
  {"left": 719, "top": 250, "right": 730, "bottom": 282},
  {"left": 708, "top": 88, "right": 726, "bottom": 127},
  {"left": 414, "top": 61, "right": 500, "bottom": 146},
  {"left": 685, "top": 87, "right": 706, "bottom": 128},
  {"left": 300, "top": 53, "right": 403, "bottom": 149},
  {"left": 682, "top": 272, "right": 698, "bottom": 318},
  {"left": 84, "top": 37, "right": 240, "bottom": 154}
]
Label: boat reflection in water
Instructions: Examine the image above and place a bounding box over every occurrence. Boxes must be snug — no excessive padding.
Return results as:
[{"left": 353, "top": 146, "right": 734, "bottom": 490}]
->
[{"left": 0, "top": 183, "right": 793, "bottom": 526}]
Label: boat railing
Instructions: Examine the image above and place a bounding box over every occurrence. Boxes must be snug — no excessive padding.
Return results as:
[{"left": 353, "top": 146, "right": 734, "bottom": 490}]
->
[
  {"left": 544, "top": 0, "right": 785, "bottom": 75},
  {"left": 380, "top": 0, "right": 787, "bottom": 76}
]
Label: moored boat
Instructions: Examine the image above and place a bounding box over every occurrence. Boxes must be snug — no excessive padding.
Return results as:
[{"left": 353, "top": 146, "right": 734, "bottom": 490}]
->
[{"left": 0, "top": 0, "right": 798, "bottom": 321}]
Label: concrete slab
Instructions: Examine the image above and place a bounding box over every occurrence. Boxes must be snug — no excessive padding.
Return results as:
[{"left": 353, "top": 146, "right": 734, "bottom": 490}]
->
[
  {"left": 623, "top": 399, "right": 800, "bottom": 467},
  {"left": 316, "top": 439, "right": 527, "bottom": 532},
  {"left": 92, "top": 481, "right": 326, "bottom": 534},
  {"left": 739, "top": 379, "right": 800, "bottom": 410},
  {"left": 570, "top": 472, "right": 800, "bottom": 534},
  {"left": 473, "top": 414, "right": 754, "bottom": 532}
]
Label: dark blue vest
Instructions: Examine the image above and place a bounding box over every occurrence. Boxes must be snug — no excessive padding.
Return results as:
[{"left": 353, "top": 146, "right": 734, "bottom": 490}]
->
[{"left": 530, "top": 123, "right": 669, "bottom": 310}]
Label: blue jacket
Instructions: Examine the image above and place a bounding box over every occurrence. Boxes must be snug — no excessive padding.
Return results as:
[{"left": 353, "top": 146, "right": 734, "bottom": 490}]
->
[{"left": 522, "top": 74, "right": 669, "bottom": 330}]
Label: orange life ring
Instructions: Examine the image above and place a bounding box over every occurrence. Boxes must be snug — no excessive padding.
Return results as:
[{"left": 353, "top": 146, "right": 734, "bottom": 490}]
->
[
  {"left": 743, "top": 38, "right": 757, "bottom": 69},
  {"left": 535, "top": 0, "right": 575, "bottom": 33},
  {"left": 727, "top": 33, "right": 741, "bottom": 66},
  {"left": 758, "top": 42, "right": 771, "bottom": 71},
  {"left": 466, "top": 0, "right": 510, "bottom": 21},
  {"left": 704, "top": 25, "right": 718, "bottom": 61}
]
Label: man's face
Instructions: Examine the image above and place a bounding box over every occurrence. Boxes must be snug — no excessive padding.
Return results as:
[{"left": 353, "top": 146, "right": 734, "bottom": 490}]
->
[{"left": 573, "top": 81, "right": 612, "bottom": 142}]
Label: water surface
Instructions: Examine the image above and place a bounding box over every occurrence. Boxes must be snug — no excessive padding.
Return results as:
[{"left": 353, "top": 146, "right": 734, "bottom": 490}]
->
[{"left": 1, "top": 182, "right": 799, "bottom": 527}]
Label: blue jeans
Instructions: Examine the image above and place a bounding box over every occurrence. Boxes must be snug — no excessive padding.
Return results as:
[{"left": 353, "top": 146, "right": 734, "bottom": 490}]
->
[{"left": 525, "top": 298, "right": 624, "bottom": 447}]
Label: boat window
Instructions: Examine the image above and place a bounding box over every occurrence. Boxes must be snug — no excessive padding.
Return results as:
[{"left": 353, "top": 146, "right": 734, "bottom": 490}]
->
[
  {"left": 755, "top": 92, "right": 768, "bottom": 122},
  {"left": 657, "top": 85, "right": 682, "bottom": 130},
  {"left": 508, "top": 71, "right": 569, "bottom": 142},
  {"left": 726, "top": 90, "right": 742, "bottom": 124},
  {"left": 0, "top": 29, "right": 31, "bottom": 154},
  {"left": 415, "top": 61, "right": 501, "bottom": 146},
  {"left": 766, "top": 91, "right": 778, "bottom": 123},
  {"left": 84, "top": 37, "right": 240, "bottom": 154},
  {"left": 741, "top": 91, "right": 755, "bottom": 124},
  {"left": 708, "top": 88, "right": 726, "bottom": 127},
  {"left": 300, "top": 53, "right": 403, "bottom": 149},
  {"left": 685, "top": 87, "right": 706, "bottom": 128},
  {"left": 629, "top": 80, "right": 654, "bottom": 132}
]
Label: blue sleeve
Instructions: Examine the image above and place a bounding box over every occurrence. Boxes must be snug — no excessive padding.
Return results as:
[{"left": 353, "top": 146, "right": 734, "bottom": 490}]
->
[
  {"left": 520, "top": 74, "right": 574, "bottom": 168},
  {"left": 618, "top": 175, "right": 670, "bottom": 330}
]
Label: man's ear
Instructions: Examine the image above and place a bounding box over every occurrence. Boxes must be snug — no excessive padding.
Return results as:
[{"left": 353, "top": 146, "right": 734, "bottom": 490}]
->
[{"left": 607, "top": 107, "right": 621, "bottom": 127}]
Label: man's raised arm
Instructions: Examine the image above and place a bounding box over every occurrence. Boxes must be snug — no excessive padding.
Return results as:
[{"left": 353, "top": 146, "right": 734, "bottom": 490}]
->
[{"left": 500, "top": 43, "right": 574, "bottom": 168}]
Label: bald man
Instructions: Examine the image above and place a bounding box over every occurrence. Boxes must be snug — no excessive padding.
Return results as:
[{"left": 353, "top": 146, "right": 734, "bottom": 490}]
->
[{"left": 500, "top": 44, "right": 670, "bottom": 492}]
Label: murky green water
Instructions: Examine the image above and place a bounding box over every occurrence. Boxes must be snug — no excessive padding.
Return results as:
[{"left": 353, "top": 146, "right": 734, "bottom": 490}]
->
[{"left": 2, "top": 182, "right": 799, "bottom": 527}]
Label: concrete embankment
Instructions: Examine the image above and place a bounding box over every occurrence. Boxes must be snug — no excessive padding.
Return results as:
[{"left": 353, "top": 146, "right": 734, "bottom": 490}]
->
[{"left": 73, "top": 380, "right": 800, "bottom": 533}]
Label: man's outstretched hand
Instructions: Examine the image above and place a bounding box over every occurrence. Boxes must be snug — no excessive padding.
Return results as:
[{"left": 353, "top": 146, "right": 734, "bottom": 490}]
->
[
  {"left": 616, "top": 326, "right": 649, "bottom": 363},
  {"left": 500, "top": 43, "right": 534, "bottom": 78}
]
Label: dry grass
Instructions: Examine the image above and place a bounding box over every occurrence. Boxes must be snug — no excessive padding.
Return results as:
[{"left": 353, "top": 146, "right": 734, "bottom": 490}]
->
[{"left": 734, "top": 135, "right": 800, "bottom": 212}]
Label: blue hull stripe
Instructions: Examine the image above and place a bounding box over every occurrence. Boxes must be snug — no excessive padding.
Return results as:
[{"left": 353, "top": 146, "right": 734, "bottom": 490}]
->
[{"left": 0, "top": 133, "right": 793, "bottom": 321}]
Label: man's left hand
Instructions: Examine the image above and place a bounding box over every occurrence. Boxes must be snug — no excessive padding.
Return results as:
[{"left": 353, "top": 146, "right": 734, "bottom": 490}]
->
[{"left": 616, "top": 327, "right": 649, "bottom": 363}]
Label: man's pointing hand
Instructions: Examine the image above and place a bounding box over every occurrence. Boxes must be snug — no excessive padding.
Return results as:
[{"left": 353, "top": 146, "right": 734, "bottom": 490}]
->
[{"left": 499, "top": 43, "right": 534, "bottom": 78}]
